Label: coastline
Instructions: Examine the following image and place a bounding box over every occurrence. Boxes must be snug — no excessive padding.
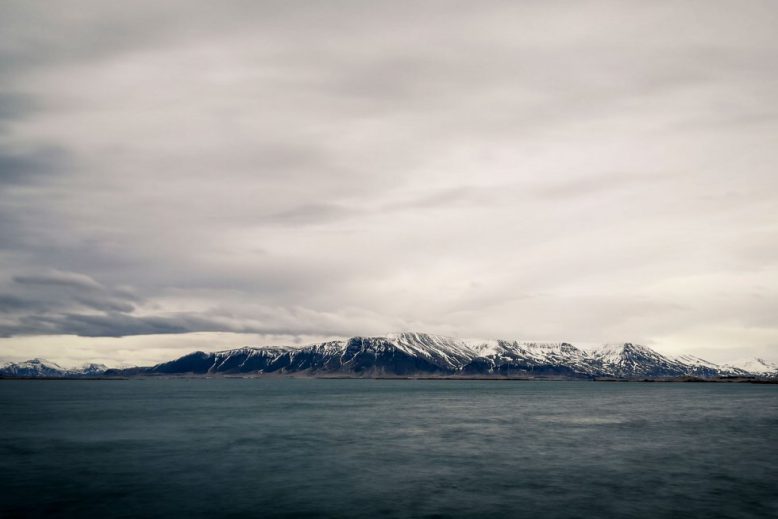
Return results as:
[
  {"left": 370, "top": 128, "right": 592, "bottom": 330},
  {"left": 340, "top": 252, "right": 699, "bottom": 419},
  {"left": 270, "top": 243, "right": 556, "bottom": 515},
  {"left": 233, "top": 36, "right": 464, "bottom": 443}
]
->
[{"left": 1, "top": 375, "right": 776, "bottom": 383}]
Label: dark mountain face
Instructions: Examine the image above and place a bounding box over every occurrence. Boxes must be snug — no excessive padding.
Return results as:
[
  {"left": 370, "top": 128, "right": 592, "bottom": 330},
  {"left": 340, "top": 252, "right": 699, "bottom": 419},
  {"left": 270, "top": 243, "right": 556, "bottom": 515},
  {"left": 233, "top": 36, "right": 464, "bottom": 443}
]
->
[
  {"left": 151, "top": 352, "right": 215, "bottom": 374},
  {"left": 5, "top": 333, "right": 773, "bottom": 379},
  {"left": 95, "top": 333, "right": 766, "bottom": 379},
  {"left": 132, "top": 338, "right": 449, "bottom": 377}
]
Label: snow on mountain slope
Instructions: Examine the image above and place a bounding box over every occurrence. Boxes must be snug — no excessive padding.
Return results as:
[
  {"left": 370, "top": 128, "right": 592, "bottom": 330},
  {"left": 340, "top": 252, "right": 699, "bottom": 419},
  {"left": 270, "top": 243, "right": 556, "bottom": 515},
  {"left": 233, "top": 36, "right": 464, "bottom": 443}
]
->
[
  {"left": 675, "top": 355, "right": 748, "bottom": 377},
  {"left": 588, "top": 343, "right": 688, "bottom": 377},
  {"left": 727, "top": 358, "right": 778, "bottom": 377},
  {"left": 387, "top": 332, "right": 476, "bottom": 370},
  {"left": 460, "top": 340, "right": 597, "bottom": 375}
]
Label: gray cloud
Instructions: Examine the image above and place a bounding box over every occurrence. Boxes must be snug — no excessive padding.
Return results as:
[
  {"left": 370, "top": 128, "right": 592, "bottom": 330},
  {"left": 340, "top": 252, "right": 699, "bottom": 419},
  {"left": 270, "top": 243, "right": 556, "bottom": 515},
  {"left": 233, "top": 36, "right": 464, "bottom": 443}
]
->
[
  {"left": 265, "top": 203, "right": 357, "bottom": 226},
  {"left": 0, "top": 92, "right": 38, "bottom": 129},
  {"left": 0, "top": 0, "right": 777, "bottom": 365},
  {"left": 0, "top": 270, "right": 142, "bottom": 332},
  {"left": 3, "top": 312, "right": 224, "bottom": 338},
  {"left": 13, "top": 270, "right": 103, "bottom": 290},
  {"left": 0, "top": 145, "right": 68, "bottom": 184},
  {"left": 0, "top": 294, "right": 30, "bottom": 313},
  {"left": 4, "top": 311, "right": 359, "bottom": 339}
]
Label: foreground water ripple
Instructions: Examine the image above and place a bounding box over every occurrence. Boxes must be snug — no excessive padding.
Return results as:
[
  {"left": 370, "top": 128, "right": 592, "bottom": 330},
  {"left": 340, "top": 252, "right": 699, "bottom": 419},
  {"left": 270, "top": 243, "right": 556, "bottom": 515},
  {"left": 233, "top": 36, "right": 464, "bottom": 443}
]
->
[{"left": 0, "top": 379, "right": 776, "bottom": 518}]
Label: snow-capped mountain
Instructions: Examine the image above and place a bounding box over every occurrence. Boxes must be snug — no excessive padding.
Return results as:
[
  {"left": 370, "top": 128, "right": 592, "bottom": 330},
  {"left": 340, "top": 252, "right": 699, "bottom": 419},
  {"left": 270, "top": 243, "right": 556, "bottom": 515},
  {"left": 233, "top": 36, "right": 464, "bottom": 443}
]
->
[
  {"left": 3, "top": 333, "right": 775, "bottom": 379},
  {"left": 94, "top": 332, "right": 776, "bottom": 379},
  {"left": 462, "top": 340, "right": 596, "bottom": 377},
  {"left": 0, "top": 358, "right": 68, "bottom": 377},
  {"left": 0, "top": 359, "right": 109, "bottom": 378},
  {"left": 725, "top": 358, "right": 778, "bottom": 377},
  {"left": 77, "top": 363, "right": 111, "bottom": 376},
  {"left": 674, "top": 354, "right": 748, "bottom": 378}
]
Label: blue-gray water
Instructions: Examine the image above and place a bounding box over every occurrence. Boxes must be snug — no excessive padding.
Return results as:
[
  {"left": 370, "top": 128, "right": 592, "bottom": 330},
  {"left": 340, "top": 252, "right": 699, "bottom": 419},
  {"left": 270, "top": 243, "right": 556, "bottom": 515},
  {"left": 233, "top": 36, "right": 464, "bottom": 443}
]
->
[{"left": 1, "top": 380, "right": 776, "bottom": 518}]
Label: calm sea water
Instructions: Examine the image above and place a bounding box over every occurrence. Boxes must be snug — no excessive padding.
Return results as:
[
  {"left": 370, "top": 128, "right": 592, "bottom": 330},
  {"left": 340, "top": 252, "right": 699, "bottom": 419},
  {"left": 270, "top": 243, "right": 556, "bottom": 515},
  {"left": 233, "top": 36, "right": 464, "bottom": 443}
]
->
[{"left": 0, "top": 379, "right": 776, "bottom": 518}]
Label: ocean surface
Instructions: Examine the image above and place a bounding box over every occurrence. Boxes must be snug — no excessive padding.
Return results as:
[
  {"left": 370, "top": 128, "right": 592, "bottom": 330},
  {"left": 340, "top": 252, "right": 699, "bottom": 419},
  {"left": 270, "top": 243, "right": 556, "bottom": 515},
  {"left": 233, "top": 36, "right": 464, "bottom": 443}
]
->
[{"left": 0, "top": 379, "right": 776, "bottom": 518}]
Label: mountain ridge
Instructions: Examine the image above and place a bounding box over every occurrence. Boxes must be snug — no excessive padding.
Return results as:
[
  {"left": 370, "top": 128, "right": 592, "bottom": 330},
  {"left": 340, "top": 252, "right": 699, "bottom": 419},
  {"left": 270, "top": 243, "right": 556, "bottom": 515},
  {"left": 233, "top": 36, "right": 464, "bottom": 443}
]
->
[
  {"left": 3, "top": 332, "right": 775, "bottom": 379},
  {"left": 0, "top": 358, "right": 109, "bottom": 378}
]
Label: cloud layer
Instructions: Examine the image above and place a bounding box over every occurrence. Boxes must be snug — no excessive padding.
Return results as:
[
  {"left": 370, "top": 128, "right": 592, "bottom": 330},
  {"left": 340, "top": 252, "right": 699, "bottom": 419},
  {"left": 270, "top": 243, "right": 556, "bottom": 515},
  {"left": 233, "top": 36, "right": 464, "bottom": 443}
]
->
[{"left": 1, "top": 0, "right": 777, "bottom": 365}]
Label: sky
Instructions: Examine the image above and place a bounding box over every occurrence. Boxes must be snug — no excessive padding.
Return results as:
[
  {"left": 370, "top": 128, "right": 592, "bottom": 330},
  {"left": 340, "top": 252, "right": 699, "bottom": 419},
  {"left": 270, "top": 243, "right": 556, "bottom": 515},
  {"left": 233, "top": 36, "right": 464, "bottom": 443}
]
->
[{"left": 1, "top": 0, "right": 777, "bottom": 367}]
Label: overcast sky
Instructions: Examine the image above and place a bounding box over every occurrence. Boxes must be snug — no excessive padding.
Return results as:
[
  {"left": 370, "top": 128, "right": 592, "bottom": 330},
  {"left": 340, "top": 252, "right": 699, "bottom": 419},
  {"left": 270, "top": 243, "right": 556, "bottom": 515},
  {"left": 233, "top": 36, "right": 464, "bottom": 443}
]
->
[{"left": 1, "top": 0, "right": 777, "bottom": 367}]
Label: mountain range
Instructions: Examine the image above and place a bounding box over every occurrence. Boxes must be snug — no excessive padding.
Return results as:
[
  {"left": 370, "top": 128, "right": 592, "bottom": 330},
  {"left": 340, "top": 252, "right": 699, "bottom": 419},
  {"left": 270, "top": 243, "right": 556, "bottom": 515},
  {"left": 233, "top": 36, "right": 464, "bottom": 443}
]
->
[
  {"left": 0, "top": 358, "right": 109, "bottom": 378},
  {"left": 2, "top": 332, "right": 776, "bottom": 379}
]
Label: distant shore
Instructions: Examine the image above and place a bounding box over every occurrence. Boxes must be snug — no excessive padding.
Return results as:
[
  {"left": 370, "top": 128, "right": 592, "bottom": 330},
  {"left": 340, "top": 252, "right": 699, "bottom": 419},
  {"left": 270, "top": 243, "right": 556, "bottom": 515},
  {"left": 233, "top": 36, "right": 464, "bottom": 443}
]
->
[{"left": 1, "top": 375, "right": 776, "bottom": 384}]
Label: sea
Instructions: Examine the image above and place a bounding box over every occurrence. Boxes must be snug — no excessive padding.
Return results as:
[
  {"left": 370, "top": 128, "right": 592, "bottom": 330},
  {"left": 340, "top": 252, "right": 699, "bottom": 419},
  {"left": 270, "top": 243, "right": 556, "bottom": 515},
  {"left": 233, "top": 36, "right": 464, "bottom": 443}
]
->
[{"left": 0, "top": 379, "right": 776, "bottom": 518}]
